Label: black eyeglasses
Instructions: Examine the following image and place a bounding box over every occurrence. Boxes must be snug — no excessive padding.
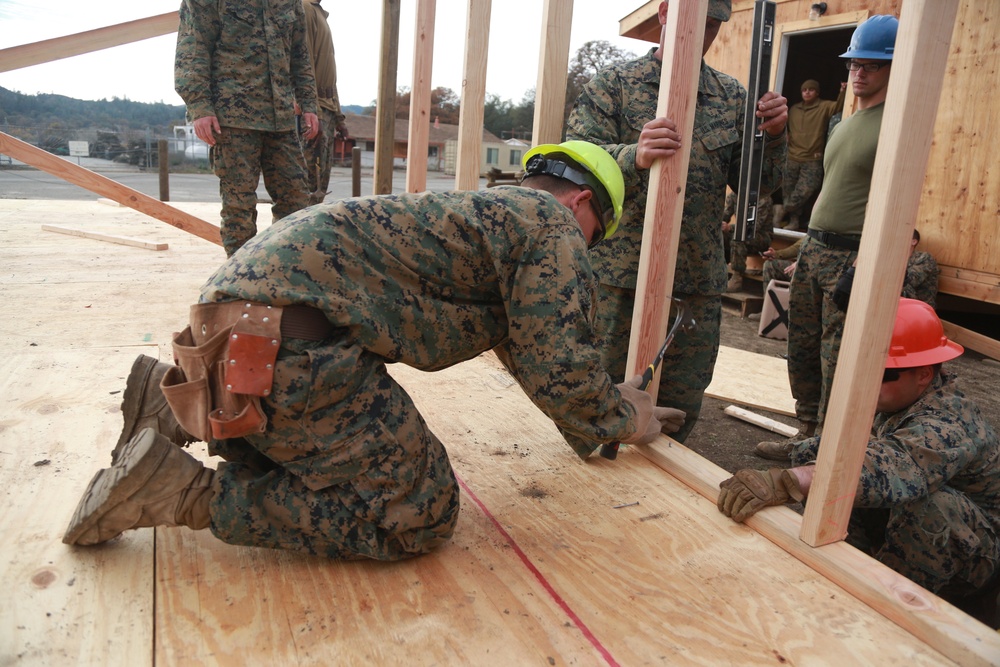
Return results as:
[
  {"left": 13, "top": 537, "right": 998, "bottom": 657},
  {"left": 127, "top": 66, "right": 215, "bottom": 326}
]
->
[
  {"left": 882, "top": 368, "right": 912, "bottom": 383},
  {"left": 846, "top": 61, "right": 890, "bottom": 73}
]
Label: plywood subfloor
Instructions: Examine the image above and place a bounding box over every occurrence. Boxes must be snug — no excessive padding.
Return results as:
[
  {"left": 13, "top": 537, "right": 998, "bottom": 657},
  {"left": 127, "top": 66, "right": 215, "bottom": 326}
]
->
[{"left": 2, "top": 200, "right": 996, "bottom": 666}]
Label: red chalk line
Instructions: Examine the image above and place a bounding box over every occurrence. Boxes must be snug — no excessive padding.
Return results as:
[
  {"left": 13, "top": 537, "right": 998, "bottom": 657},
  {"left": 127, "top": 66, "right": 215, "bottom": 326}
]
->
[{"left": 456, "top": 474, "right": 619, "bottom": 667}]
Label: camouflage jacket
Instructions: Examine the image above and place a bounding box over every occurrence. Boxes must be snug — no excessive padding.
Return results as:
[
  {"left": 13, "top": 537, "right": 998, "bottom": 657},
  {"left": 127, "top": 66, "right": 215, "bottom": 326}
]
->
[
  {"left": 566, "top": 48, "right": 786, "bottom": 295},
  {"left": 303, "top": 0, "right": 345, "bottom": 121},
  {"left": 175, "top": 0, "right": 317, "bottom": 132},
  {"left": 793, "top": 371, "right": 1000, "bottom": 531},
  {"left": 200, "top": 187, "right": 637, "bottom": 456},
  {"left": 902, "top": 250, "right": 940, "bottom": 308}
]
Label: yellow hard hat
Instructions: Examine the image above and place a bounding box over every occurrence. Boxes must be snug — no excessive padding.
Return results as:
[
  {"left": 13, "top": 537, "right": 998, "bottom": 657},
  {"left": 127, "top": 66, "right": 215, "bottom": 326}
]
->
[{"left": 522, "top": 140, "right": 625, "bottom": 244}]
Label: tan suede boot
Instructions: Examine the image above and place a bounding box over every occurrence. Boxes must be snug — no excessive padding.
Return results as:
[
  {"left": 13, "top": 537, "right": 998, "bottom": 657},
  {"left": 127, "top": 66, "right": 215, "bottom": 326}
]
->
[
  {"left": 726, "top": 271, "right": 744, "bottom": 293},
  {"left": 754, "top": 423, "right": 817, "bottom": 461},
  {"left": 64, "top": 428, "right": 215, "bottom": 546},
  {"left": 112, "top": 355, "right": 196, "bottom": 464}
]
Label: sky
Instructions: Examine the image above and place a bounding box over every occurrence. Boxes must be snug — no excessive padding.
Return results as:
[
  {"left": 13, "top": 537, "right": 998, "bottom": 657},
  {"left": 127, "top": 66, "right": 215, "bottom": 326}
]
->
[{"left": 0, "top": 0, "right": 655, "bottom": 108}]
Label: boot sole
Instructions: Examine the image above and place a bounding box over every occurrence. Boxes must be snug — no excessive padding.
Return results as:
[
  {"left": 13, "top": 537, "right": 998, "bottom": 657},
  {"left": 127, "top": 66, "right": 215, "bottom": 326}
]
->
[
  {"left": 113, "top": 355, "right": 160, "bottom": 460},
  {"left": 64, "top": 428, "right": 168, "bottom": 545}
]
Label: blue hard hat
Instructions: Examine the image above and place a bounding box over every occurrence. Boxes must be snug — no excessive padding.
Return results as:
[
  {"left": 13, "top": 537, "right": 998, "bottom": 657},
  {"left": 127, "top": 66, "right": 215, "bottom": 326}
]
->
[{"left": 840, "top": 15, "right": 898, "bottom": 60}]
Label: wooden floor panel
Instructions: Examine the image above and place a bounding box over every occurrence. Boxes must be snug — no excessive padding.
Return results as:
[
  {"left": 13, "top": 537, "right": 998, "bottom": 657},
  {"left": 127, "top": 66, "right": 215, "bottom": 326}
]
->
[{"left": 3, "top": 200, "right": 994, "bottom": 665}]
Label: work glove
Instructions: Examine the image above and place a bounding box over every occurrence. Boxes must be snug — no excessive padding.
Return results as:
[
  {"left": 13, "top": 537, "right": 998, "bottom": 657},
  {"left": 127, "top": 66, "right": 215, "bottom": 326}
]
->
[
  {"left": 618, "top": 376, "right": 687, "bottom": 445},
  {"left": 717, "top": 468, "right": 805, "bottom": 523},
  {"left": 831, "top": 265, "right": 855, "bottom": 311},
  {"left": 658, "top": 407, "right": 686, "bottom": 434}
]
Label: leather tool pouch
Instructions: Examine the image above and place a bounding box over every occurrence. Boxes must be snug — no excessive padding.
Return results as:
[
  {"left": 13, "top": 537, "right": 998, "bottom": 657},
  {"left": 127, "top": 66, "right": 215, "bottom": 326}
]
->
[{"left": 161, "top": 302, "right": 283, "bottom": 441}]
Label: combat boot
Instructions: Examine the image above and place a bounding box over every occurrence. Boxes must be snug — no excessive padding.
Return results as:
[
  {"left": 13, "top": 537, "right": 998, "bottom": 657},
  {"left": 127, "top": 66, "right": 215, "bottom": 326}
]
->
[
  {"left": 112, "top": 355, "right": 196, "bottom": 464},
  {"left": 63, "top": 428, "right": 215, "bottom": 546},
  {"left": 754, "top": 423, "right": 817, "bottom": 461},
  {"left": 726, "top": 271, "right": 744, "bottom": 293},
  {"left": 783, "top": 214, "right": 801, "bottom": 231}
]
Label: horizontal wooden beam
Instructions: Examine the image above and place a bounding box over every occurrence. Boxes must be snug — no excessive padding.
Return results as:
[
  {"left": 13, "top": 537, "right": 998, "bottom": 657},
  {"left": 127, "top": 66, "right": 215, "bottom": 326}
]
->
[
  {"left": 639, "top": 436, "right": 1000, "bottom": 667},
  {"left": 0, "top": 132, "right": 222, "bottom": 246},
  {"left": 0, "top": 12, "right": 179, "bottom": 73},
  {"left": 723, "top": 405, "right": 798, "bottom": 437},
  {"left": 942, "top": 320, "right": 1000, "bottom": 361},
  {"left": 42, "top": 224, "right": 169, "bottom": 251},
  {"left": 938, "top": 269, "right": 1000, "bottom": 306}
]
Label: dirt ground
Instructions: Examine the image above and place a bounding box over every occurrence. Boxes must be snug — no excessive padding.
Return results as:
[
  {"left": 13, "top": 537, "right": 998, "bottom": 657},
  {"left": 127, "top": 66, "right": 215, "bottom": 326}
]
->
[{"left": 683, "top": 305, "right": 1000, "bottom": 475}]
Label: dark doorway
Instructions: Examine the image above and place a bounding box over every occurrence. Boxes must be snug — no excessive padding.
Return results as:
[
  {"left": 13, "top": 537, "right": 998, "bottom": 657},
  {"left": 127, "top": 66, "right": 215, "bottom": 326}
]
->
[{"left": 780, "top": 26, "right": 854, "bottom": 107}]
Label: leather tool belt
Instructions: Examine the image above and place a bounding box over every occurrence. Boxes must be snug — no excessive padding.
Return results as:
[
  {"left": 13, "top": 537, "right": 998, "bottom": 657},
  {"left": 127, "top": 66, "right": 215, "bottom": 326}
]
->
[
  {"left": 807, "top": 228, "right": 861, "bottom": 252},
  {"left": 161, "top": 301, "right": 334, "bottom": 441}
]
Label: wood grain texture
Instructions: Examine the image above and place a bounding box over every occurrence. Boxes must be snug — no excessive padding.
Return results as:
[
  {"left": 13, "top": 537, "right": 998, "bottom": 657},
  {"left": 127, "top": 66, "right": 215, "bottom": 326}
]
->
[
  {"left": 531, "top": 0, "right": 574, "bottom": 145},
  {"left": 705, "top": 345, "right": 795, "bottom": 416},
  {"left": 42, "top": 224, "right": 169, "bottom": 251},
  {"left": 405, "top": 0, "right": 436, "bottom": 194},
  {"left": 0, "top": 133, "right": 222, "bottom": 246},
  {"left": 455, "top": 0, "right": 492, "bottom": 190},
  {"left": 626, "top": 0, "right": 707, "bottom": 395},
  {"left": 0, "top": 12, "right": 179, "bottom": 73},
  {"left": 374, "top": 0, "right": 401, "bottom": 195},
  {"left": 2, "top": 199, "right": 987, "bottom": 665}
]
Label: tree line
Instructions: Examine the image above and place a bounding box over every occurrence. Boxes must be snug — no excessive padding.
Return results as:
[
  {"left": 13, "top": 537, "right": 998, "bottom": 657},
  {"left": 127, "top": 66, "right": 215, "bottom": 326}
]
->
[{"left": 0, "top": 40, "right": 635, "bottom": 153}]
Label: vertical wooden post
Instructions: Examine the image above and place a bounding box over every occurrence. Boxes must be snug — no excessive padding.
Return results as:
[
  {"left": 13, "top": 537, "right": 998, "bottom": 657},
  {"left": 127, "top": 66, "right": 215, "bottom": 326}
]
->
[
  {"left": 455, "top": 0, "right": 492, "bottom": 191},
  {"left": 625, "top": 0, "right": 706, "bottom": 392},
  {"left": 157, "top": 139, "right": 169, "bottom": 202},
  {"left": 352, "top": 146, "right": 362, "bottom": 197},
  {"left": 531, "top": 0, "right": 574, "bottom": 146},
  {"left": 801, "top": 0, "right": 960, "bottom": 546},
  {"left": 374, "top": 0, "right": 400, "bottom": 195},
  {"left": 406, "top": 0, "right": 436, "bottom": 193}
]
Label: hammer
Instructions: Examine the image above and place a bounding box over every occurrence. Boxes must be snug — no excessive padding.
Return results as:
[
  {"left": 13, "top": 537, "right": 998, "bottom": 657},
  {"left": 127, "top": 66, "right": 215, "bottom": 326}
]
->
[{"left": 599, "top": 297, "right": 696, "bottom": 460}]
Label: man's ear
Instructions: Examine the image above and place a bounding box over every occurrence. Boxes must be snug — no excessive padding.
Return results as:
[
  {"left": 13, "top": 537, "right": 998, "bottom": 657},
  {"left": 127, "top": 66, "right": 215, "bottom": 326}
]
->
[
  {"left": 915, "top": 365, "right": 936, "bottom": 390},
  {"left": 658, "top": 1, "right": 668, "bottom": 25},
  {"left": 569, "top": 187, "right": 593, "bottom": 214}
]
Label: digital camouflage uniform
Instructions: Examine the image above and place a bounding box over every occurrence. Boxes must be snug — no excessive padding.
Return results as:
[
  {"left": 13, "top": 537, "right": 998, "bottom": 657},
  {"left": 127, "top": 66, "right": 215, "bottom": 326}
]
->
[
  {"left": 197, "top": 187, "right": 641, "bottom": 559},
  {"left": 722, "top": 190, "right": 773, "bottom": 274},
  {"left": 903, "top": 250, "right": 940, "bottom": 308},
  {"left": 302, "top": 0, "right": 347, "bottom": 205},
  {"left": 567, "top": 48, "right": 785, "bottom": 441},
  {"left": 791, "top": 371, "right": 1000, "bottom": 595},
  {"left": 175, "top": 0, "right": 317, "bottom": 256}
]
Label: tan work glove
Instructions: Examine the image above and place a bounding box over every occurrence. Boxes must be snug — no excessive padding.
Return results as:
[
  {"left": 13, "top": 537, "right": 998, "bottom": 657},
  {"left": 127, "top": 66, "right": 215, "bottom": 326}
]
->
[
  {"left": 618, "top": 376, "right": 687, "bottom": 445},
  {"left": 717, "top": 468, "right": 805, "bottom": 523}
]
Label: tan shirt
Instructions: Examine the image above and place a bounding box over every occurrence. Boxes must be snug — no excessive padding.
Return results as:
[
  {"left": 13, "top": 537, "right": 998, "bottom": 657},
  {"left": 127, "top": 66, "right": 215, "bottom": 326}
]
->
[{"left": 302, "top": 0, "right": 345, "bottom": 122}]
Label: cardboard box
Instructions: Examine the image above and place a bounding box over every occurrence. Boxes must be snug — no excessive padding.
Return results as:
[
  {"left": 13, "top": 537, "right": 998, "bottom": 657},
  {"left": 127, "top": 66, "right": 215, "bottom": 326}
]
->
[{"left": 758, "top": 279, "right": 790, "bottom": 340}]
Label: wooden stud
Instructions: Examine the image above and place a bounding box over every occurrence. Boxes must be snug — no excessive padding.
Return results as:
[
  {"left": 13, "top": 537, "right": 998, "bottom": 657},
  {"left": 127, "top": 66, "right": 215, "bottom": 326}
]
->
[
  {"left": 625, "top": 0, "right": 706, "bottom": 392},
  {"left": 531, "top": 0, "right": 574, "bottom": 146},
  {"left": 801, "top": 0, "right": 960, "bottom": 546},
  {"left": 374, "top": 0, "right": 401, "bottom": 195},
  {"left": 42, "top": 224, "right": 168, "bottom": 251},
  {"left": 723, "top": 405, "right": 798, "bottom": 437},
  {"left": 455, "top": 0, "right": 492, "bottom": 191},
  {"left": 942, "top": 320, "right": 1000, "bottom": 362},
  {"left": 0, "top": 132, "right": 221, "bottom": 246},
  {"left": 0, "top": 12, "right": 179, "bottom": 73},
  {"left": 406, "top": 0, "right": 437, "bottom": 193}
]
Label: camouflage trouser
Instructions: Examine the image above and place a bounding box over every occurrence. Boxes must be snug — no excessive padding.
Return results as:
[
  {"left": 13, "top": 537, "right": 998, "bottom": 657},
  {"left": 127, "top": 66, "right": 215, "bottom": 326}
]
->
[
  {"left": 594, "top": 286, "right": 721, "bottom": 443},
  {"left": 763, "top": 258, "right": 794, "bottom": 285},
  {"left": 207, "top": 336, "right": 460, "bottom": 560},
  {"left": 304, "top": 107, "right": 339, "bottom": 206},
  {"left": 786, "top": 237, "right": 857, "bottom": 426},
  {"left": 783, "top": 159, "right": 823, "bottom": 217},
  {"left": 212, "top": 127, "right": 311, "bottom": 256}
]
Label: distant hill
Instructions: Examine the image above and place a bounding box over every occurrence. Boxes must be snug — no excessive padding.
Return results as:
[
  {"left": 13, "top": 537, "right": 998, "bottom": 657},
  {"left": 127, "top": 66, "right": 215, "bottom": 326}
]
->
[
  {"left": 1, "top": 87, "right": 187, "bottom": 134},
  {"left": 342, "top": 104, "right": 366, "bottom": 115}
]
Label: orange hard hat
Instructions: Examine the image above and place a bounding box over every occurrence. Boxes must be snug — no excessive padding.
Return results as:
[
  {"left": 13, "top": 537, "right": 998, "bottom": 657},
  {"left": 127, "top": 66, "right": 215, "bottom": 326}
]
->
[{"left": 885, "top": 298, "right": 963, "bottom": 368}]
